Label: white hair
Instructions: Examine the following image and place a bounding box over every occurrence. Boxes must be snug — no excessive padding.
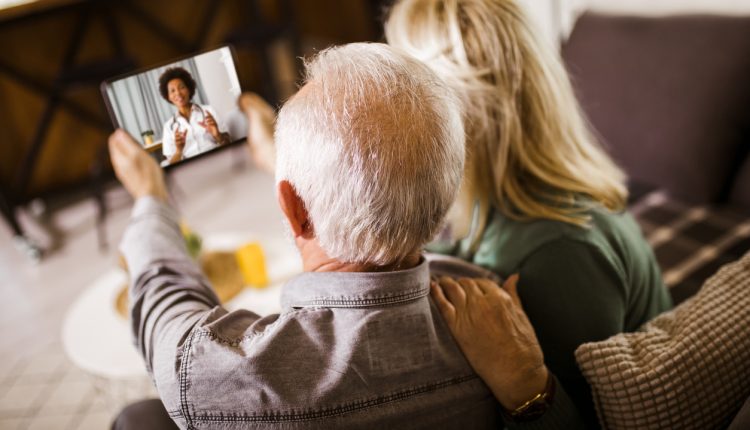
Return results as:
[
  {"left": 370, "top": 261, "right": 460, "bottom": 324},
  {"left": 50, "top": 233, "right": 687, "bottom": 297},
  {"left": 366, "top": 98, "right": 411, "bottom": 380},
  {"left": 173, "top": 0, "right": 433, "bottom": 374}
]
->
[{"left": 275, "top": 42, "right": 465, "bottom": 265}]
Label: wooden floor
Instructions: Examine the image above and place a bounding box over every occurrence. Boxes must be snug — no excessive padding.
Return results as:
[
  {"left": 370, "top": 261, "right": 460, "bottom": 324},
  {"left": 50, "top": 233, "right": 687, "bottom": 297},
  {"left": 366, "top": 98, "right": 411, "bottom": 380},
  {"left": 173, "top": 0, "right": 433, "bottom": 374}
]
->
[{"left": 0, "top": 145, "right": 282, "bottom": 429}]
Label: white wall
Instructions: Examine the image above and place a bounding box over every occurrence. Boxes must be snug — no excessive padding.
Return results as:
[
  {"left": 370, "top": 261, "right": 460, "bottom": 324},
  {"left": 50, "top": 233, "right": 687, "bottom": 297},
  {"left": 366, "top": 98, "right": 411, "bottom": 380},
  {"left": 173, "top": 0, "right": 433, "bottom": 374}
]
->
[
  {"left": 194, "top": 47, "right": 241, "bottom": 124},
  {"left": 519, "top": 0, "right": 750, "bottom": 45},
  {"left": 516, "top": 0, "right": 589, "bottom": 45},
  {"left": 517, "top": 0, "right": 559, "bottom": 47},
  {"left": 584, "top": 0, "right": 750, "bottom": 17},
  {"left": 194, "top": 47, "right": 246, "bottom": 140}
]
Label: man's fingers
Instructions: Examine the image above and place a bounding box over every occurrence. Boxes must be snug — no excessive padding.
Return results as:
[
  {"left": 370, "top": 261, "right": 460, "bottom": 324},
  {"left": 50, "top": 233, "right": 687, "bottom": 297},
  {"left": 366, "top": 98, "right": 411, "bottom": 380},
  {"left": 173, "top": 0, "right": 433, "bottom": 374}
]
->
[
  {"left": 502, "top": 274, "right": 522, "bottom": 306},
  {"left": 239, "top": 92, "right": 276, "bottom": 122},
  {"left": 108, "top": 132, "right": 121, "bottom": 155},
  {"left": 109, "top": 129, "right": 138, "bottom": 161},
  {"left": 430, "top": 282, "right": 455, "bottom": 323},
  {"left": 108, "top": 130, "right": 145, "bottom": 180},
  {"left": 238, "top": 93, "right": 253, "bottom": 112},
  {"left": 107, "top": 136, "right": 123, "bottom": 174},
  {"left": 110, "top": 129, "right": 133, "bottom": 150},
  {"left": 438, "top": 276, "right": 466, "bottom": 310},
  {"left": 239, "top": 92, "right": 263, "bottom": 112}
]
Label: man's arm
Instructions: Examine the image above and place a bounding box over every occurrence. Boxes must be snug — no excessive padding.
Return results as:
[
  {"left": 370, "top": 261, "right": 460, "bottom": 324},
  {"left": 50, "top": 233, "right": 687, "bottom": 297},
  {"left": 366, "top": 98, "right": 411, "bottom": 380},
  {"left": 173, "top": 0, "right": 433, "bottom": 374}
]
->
[
  {"left": 110, "top": 130, "right": 222, "bottom": 413},
  {"left": 121, "top": 197, "right": 220, "bottom": 374}
]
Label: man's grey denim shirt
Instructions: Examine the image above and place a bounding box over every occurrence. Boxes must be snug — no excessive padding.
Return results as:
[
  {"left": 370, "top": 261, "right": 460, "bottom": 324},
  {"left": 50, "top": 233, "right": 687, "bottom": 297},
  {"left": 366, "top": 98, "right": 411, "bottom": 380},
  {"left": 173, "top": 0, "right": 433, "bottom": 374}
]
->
[{"left": 121, "top": 197, "right": 502, "bottom": 429}]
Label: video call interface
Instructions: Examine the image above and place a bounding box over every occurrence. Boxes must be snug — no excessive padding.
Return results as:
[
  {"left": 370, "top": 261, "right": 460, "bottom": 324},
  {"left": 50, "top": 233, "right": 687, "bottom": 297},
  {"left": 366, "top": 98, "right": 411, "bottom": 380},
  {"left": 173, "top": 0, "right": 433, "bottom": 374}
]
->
[{"left": 104, "top": 47, "right": 246, "bottom": 166}]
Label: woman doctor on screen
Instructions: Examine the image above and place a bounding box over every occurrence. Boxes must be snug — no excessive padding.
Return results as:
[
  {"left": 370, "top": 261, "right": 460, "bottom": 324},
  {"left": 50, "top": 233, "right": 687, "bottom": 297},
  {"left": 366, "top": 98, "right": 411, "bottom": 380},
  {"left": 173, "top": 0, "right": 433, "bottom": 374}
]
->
[{"left": 159, "top": 67, "right": 230, "bottom": 165}]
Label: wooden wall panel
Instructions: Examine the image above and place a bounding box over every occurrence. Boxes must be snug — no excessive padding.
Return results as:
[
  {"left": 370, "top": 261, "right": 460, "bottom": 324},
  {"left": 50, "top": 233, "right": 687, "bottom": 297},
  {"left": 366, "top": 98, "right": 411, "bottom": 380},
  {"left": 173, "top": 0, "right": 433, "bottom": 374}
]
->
[{"left": 0, "top": 0, "right": 380, "bottom": 203}]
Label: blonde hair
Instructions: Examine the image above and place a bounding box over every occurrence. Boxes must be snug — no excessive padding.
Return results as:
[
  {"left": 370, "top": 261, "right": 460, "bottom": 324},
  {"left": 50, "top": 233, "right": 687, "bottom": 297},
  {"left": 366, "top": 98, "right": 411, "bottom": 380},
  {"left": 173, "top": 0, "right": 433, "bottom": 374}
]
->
[
  {"left": 275, "top": 43, "right": 464, "bottom": 265},
  {"left": 385, "top": 0, "right": 627, "bottom": 246}
]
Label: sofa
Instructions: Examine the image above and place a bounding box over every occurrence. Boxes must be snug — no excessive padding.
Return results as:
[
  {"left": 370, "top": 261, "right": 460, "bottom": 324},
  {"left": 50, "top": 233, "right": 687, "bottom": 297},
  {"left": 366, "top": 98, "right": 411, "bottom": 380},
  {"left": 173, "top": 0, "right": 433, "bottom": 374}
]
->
[
  {"left": 562, "top": 12, "right": 750, "bottom": 305},
  {"left": 561, "top": 12, "right": 750, "bottom": 429}
]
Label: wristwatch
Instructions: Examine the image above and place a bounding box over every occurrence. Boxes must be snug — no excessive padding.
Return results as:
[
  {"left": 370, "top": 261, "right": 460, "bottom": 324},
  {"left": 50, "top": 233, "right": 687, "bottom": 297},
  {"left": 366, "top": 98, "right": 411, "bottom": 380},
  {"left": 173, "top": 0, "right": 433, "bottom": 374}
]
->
[{"left": 503, "top": 372, "right": 556, "bottom": 422}]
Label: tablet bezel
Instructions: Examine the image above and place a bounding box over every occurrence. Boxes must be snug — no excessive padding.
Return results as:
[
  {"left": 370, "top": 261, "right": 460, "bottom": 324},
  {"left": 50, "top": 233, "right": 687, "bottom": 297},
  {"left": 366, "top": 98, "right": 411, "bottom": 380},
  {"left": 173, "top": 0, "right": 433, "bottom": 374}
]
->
[{"left": 100, "top": 45, "right": 246, "bottom": 170}]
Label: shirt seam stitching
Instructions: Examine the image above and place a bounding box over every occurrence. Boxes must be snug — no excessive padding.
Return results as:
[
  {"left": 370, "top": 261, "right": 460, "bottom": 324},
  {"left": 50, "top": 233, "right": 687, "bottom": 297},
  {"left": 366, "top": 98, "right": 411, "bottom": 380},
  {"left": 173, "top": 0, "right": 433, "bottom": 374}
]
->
[
  {"left": 179, "top": 328, "right": 198, "bottom": 427},
  {"left": 290, "top": 288, "right": 427, "bottom": 308},
  {"left": 184, "top": 374, "right": 479, "bottom": 422}
]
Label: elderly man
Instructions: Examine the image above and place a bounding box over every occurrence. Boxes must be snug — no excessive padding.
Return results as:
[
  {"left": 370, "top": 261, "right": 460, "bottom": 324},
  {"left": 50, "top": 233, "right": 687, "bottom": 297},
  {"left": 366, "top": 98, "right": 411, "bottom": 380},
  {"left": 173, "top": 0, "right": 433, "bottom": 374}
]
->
[{"left": 110, "top": 43, "right": 507, "bottom": 428}]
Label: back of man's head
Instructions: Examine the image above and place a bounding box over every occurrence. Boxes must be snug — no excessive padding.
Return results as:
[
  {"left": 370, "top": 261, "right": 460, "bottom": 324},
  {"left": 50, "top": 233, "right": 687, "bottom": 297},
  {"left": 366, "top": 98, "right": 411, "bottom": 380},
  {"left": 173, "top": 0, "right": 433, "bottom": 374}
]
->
[{"left": 275, "top": 43, "right": 464, "bottom": 266}]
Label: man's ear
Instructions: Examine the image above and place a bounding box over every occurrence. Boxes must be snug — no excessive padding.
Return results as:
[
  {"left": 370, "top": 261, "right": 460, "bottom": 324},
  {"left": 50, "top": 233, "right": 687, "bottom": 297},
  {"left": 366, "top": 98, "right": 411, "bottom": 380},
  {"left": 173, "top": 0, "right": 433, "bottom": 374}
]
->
[{"left": 277, "top": 180, "right": 313, "bottom": 238}]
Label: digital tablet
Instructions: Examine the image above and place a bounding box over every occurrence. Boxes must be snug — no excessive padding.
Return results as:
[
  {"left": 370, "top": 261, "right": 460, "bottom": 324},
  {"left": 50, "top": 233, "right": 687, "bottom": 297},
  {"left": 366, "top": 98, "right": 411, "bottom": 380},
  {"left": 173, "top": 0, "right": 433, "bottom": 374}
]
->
[{"left": 101, "top": 46, "right": 247, "bottom": 168}]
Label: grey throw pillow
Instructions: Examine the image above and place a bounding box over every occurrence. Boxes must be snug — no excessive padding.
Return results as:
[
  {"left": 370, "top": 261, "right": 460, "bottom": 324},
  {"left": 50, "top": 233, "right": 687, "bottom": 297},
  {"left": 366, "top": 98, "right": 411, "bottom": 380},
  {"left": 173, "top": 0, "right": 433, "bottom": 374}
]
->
[{"left": 575, "top": 251, "right": 750, "bottom": 429}]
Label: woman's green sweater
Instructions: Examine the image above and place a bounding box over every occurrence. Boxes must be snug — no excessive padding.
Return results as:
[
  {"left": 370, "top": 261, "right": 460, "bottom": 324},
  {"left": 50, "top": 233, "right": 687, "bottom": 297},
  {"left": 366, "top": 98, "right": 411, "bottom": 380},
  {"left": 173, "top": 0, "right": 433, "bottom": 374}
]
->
[{"left": 447, "top": 207, "right": 672, "bottom": 428}]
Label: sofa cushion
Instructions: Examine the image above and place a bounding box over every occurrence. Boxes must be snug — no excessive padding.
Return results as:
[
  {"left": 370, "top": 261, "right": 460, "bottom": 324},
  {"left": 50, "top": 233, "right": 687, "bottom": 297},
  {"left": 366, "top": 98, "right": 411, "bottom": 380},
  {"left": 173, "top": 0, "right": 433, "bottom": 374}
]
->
[
  {"left": 629, "top": 190, "right": 750, "bottom": 304},
  {"left": 574, "top": 250, "right": 750, "bottom": 429},
  {"left": 563, "top": 14, "right": 750, "bottom": 204}
]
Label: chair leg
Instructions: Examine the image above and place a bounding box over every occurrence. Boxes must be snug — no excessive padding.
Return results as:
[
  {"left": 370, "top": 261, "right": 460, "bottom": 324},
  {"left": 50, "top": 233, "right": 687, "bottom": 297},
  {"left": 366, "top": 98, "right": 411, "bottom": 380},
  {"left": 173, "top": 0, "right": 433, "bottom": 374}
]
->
[
  {"left": 1, "top": 192, "right": 42, "bottom": 262},
  {"left": 0, "top": 190, "right": 22, "bottom": 237},
  {"left": 94, "top": 187, "right": 108, "bottom": 252},
  {"left": 91, "top": 143, "right": 110, "bottom": 252}
]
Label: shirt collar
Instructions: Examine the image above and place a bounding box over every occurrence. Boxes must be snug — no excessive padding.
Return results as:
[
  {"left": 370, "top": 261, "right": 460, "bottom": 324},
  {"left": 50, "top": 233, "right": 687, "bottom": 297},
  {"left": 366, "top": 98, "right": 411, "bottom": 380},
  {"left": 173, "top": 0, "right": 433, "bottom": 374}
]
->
[{"left": 281, "top": 258, "right": 430, "bottom": 309}]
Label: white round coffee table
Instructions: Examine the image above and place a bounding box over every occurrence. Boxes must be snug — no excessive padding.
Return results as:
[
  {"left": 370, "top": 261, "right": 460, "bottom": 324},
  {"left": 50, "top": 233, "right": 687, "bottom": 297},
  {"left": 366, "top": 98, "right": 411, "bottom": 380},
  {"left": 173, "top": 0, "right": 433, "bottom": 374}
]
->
[{"left": 61, "top": 232, "right": 301, "bottom": 408}]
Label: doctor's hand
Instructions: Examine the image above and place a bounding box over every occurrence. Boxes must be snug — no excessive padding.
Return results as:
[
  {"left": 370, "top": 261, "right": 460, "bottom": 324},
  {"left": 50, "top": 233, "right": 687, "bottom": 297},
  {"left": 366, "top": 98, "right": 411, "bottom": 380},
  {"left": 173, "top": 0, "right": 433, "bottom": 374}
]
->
[
  {"left": 174, "top": 129, "right": 187, "bottom": 152},
  {"left": 431, "top": 275, "right": 549, "bottom": 411},
  {"left": 200, "top": 111, "right": 220, "bottom": 138},
  {"left": 109, "top": 129, "right": 168, "bottom": 202},
  {"left": 238, "top": 92, "right": 276, "bottom": 174}
]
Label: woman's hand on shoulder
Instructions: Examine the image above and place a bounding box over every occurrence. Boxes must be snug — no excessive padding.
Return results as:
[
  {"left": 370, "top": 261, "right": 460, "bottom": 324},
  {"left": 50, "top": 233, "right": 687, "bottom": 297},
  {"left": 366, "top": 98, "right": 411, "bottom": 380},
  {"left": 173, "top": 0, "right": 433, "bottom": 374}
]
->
[
  {"left": 238, "top": 92, "right": 276, "bottom": 174},
  {"left": 431, "top": 275, "right": 549, "bottom": 410}
]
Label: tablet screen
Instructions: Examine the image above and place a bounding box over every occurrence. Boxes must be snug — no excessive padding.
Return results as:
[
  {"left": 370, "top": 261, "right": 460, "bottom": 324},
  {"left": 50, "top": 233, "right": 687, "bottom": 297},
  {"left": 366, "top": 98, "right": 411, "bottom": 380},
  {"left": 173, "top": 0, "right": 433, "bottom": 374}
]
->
[{"left": 102, "top": 46, "right": 246, "bottom": 167}]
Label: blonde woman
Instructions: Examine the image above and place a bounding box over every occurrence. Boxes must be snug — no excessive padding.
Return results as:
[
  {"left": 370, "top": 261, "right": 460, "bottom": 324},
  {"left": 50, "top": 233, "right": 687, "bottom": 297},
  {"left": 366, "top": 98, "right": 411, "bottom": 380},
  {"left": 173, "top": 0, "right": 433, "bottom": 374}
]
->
[{"left": 385, "top": 0, "right": 671, "bottom": 427}]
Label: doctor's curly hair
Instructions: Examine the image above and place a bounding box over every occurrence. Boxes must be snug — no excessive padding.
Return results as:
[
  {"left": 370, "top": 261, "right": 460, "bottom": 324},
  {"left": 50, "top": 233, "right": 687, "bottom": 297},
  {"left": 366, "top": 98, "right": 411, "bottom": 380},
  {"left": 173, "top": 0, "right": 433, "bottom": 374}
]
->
[{"left": 158, "top": 67, "right": 197, "bottom": 103}]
